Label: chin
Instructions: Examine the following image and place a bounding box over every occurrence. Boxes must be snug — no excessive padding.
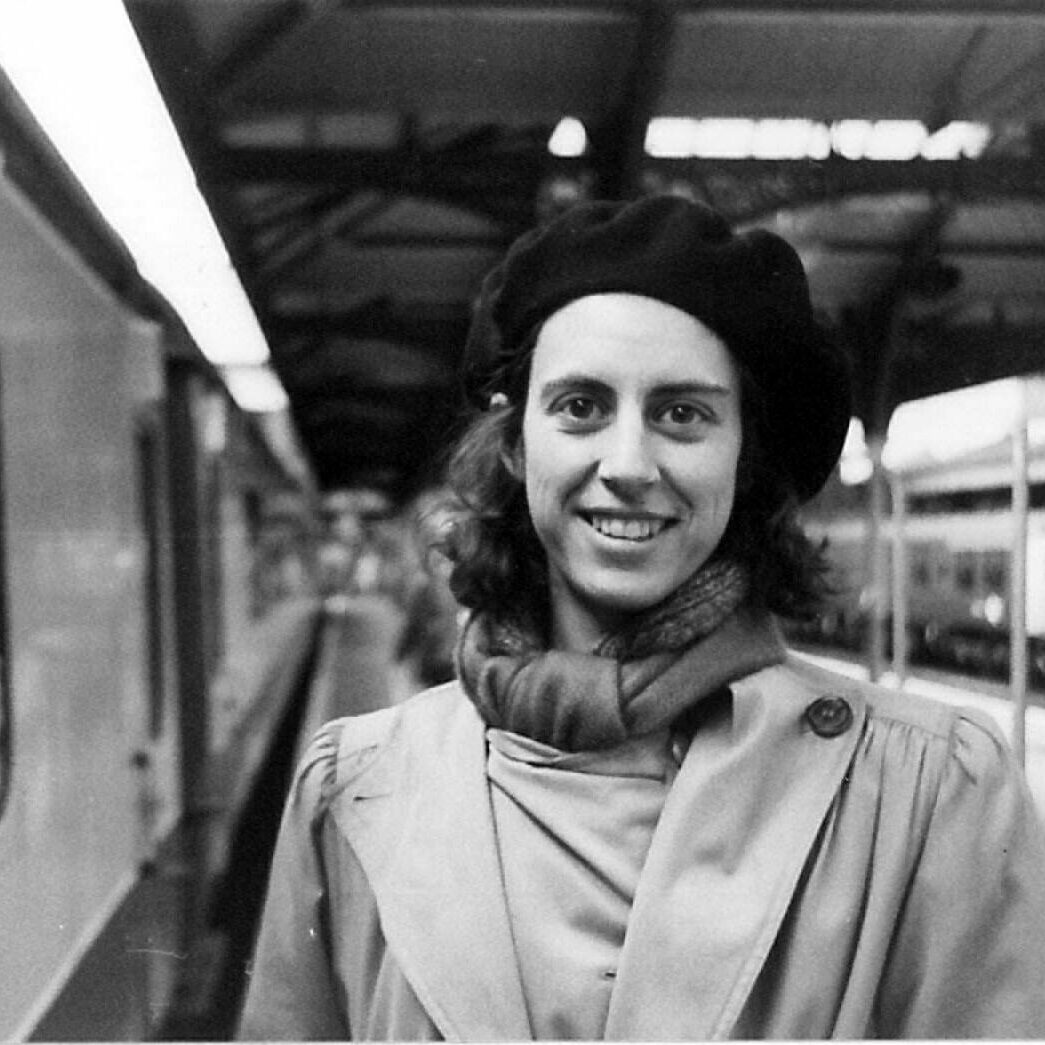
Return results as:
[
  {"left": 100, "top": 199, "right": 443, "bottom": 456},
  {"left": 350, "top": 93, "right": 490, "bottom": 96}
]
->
[{"left": 580, "top": 581, "right": 675, "bottom": 620}]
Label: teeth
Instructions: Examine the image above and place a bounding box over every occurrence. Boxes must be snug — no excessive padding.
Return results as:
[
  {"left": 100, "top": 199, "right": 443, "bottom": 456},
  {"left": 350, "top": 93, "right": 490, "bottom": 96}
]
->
[{"left": 589, "top": 514, "right": 667, "bottom": 541}]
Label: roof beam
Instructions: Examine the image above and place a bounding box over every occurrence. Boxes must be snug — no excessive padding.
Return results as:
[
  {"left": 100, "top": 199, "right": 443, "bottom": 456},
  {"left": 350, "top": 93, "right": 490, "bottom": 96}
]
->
[
  {"left": 651, "top": 156, "right": 1045, "bottom": 221},
  {"left": 963, "top": 43, "right": 1045, "bottom": 121},
  {"left": 891, "top": 320, "right": 1045, "bottom": 405},
  {"left": 805, "top": 238, "right": 1045, "bottom": 259},
  {"left": 668, "top": 0, "right": 1045, "bottom": 17},
  {"left": 216, "top": 144, "right": 550, "bottom": 228},
  {"left": 284, "top": 381, "right": 455, "bottom": 415},
  {"left": 210, "top": 2, "right": 338, "bottom": 96},
  {"left": 256, "top": 194, "right": 394, "bottom": 285},
  {"left": 255, "top": 0, "right": 1045, "bottom": 14},
  {"left": 845, "top": 200, "right": 954, "bottom": 434},
  {"left": 217, "top": 143, "right": 560, "bottom": 187},
  {"left": 219, "top": 148, "right": 1045, "bottom": 210},
  {"left": 266, "top": 299, "right": 470, "bottom": 346},
  {"left": 924, "top": 24, "right": 989, "bottom": 132},
  {"left": 588, "top": 0, "right": 674, "bottom": 199}
]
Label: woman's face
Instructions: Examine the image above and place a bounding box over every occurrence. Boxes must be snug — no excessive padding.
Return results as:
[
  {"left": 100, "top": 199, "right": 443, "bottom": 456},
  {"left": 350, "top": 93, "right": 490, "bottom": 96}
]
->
[{"left": 519, "top": 293, "right": 743, "bottom": 652}]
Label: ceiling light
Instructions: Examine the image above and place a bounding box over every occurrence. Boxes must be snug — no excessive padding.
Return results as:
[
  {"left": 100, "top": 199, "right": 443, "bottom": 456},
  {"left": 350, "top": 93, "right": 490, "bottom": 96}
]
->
[
  {"left": 691, "top": 119, "right": 754, "bottom": 159},
  {"left": 750, "top": 119, "right": 831, "bottom": 160},
  {"left": 839, "top": 419, "right": 873, "bottom": 485},
  {"left": 222, "top": 365, "right": 290, "bottom": 413},
  {"left": 922, "top": 121, "right": 991, "bottom": 160},
  {"left": 548, "top": 117, "right": 588, "bottom": 157},
  {"left": 645, "top": 116, "right": 993, "bottom": 164},
  {"left": 647, "top": 117, "right": 830, "bottom": 161},
  {"left": 0, "top": 0, "right": 275, "bottom": 382},
  {"left": 830, "top": 120, "right": 873, "bottom": 160},
  {"left": 863, "top": 120, "right": 926, "bottom": 161},
  {"left": 645, "top": 118, "right": 700, "bottom": 158}
]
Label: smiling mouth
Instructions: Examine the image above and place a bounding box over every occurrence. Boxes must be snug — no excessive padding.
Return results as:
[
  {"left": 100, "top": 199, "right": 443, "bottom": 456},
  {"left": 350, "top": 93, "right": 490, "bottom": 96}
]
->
[{"left": 584, "top": 513, "right": 672, "bottom": 542}]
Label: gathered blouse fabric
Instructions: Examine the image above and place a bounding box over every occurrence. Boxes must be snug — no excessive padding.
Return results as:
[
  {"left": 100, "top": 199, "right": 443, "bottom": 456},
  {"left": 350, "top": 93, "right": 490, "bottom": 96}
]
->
[
  {"left": 486, "top": 728, "right": 686, "bottom": 1038},
  {"left": 238, "top": 659, "right": 1045, "bottom": 1041}
]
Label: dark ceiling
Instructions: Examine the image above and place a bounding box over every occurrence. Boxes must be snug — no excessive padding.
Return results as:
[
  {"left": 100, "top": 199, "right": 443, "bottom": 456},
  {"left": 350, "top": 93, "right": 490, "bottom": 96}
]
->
[{"left": 123, "top": 0, "right": 1045, "bottom": 505}]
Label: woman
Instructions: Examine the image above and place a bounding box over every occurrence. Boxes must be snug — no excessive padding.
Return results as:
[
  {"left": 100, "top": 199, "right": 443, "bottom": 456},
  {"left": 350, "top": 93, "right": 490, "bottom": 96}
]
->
[{"left": 239, "top": 196, "right": 1045, "bottom": 1040}]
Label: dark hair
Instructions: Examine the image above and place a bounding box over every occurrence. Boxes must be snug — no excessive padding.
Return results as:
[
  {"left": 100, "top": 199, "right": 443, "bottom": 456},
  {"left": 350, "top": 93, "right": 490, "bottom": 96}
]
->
[{"left": 436, "top": 330, "right": 833, "bottom": 631}]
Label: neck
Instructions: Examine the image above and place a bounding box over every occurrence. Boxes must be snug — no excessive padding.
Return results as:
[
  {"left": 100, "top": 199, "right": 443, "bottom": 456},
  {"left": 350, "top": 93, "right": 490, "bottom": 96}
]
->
[
  {"left": 546, "top": 558, "right": 749, "bottom": 658},
  {"left": 547, "top": 577, "right": 632, "bottom": 654}
]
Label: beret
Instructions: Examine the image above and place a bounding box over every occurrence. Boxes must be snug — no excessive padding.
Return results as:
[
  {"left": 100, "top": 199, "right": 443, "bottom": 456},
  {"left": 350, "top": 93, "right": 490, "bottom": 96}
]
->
[{"left": 461, "top": 195, "right": 853, "bottom": 502}]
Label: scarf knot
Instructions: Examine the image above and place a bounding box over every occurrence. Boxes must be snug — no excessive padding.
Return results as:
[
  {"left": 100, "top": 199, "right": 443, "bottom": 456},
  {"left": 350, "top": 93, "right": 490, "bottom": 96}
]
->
[{"left": 456, "top": 560, "right": 785, "bottom": 751}]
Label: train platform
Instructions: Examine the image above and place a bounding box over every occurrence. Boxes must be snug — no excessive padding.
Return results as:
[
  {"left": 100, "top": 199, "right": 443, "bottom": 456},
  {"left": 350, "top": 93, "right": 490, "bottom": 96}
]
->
[
  {"left": 294, "top": 593, "right": 424, "bottom": 762},
  {"left": 157, "top": 592, "right": 423, "bottom": 1043}
]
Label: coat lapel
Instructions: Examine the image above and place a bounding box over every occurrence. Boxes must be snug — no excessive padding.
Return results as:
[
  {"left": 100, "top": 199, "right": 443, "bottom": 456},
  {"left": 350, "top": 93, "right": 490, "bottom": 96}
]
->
[
  {"left": 605, "top": 657, "right": 867, "bottom": 1041},
  {"left": 330, "top": 688, "right": 532, "bottom": 1041}
]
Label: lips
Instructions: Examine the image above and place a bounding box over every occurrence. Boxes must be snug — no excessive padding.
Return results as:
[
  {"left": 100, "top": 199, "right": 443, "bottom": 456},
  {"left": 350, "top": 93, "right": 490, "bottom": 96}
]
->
[{"left": 584, "top": 512, "right": 672, "bottom": 542}]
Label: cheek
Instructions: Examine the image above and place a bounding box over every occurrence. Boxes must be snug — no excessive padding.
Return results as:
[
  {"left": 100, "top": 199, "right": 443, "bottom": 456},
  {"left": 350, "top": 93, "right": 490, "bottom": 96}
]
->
[
  {"left": 519, "top": 450, "right": 581, "bottom": 559},
  {"left": 714, "top": 458, "right": 744, "bottom": 541},
  {"left": 678, "top": 437, "right": 741, "bottom": 497},
  {"left": 522, "top": 463, "right": 559, "bottom": 536},
  {"left": 716, "top": 460, "right": 741, "bottom": 519},
  {"left": 519, "top": 413, "right": 566, "bottom": 497}
]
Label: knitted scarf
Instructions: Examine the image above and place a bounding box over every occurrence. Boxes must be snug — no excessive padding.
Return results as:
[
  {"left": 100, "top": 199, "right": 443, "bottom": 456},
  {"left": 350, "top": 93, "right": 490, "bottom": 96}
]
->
[{"left": 456, "top": 559, "right": 786, "bottom": 751}]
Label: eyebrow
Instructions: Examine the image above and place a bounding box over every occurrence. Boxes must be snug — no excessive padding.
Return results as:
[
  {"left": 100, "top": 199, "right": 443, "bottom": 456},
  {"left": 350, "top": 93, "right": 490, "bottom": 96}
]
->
[{"left": 538, "top": 374, "right": 735, "bottom": 402}]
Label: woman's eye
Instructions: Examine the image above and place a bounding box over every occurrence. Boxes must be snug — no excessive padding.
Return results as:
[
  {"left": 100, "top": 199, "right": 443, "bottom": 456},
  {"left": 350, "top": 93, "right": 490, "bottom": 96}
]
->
[
  {"left": 559, "top": 396, "right": 600, "bottom": 421},
  {"left": 660, "top": 403, "right": 705, "bottom": 426}
]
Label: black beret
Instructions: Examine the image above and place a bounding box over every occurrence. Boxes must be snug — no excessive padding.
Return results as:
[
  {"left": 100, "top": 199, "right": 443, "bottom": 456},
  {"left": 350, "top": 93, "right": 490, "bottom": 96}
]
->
[{"left": 462, "top": 195, "right": 852, "bottom": 502}]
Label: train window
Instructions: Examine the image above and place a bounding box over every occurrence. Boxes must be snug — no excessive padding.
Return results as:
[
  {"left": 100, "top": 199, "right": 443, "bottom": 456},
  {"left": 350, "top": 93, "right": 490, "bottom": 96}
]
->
[
  {"left": 910, "top": 559, "right": 931, "bottom": 588},
  {"left": 983, "top": 554, "right": 1007, "bottom": 592},
  {"left": 955, "top": 552, "right": 977, "bottom": 593},
  {"left": 202, "top": 456, "right": 226, "bottom": 680},
  {"left": 0, "top": 603, "right": 8, "bottom": 823},
  {"left": 0, "top": 648, "right": 8, "bottom": 822},
  {"left": 0, "top": 409, "right": 9, "bottom": 821},
  {"left": 244, "top": 488, "right": 265, "bottom": 618},
  {"left": 135, "top": 414, "right": 166, "bottom": 739}
]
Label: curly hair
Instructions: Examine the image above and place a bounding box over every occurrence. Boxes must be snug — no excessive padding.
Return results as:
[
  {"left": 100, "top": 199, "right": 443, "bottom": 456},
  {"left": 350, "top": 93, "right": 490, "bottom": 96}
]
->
[{"left": 435, "top": 332, "right": 833, "bottom": 632}]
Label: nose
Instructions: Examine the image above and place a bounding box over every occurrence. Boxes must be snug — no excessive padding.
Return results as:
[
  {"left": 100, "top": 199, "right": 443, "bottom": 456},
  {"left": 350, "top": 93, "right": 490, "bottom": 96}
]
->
[{"left": 596, "top": 415, "right": 659, "bottom": 492}]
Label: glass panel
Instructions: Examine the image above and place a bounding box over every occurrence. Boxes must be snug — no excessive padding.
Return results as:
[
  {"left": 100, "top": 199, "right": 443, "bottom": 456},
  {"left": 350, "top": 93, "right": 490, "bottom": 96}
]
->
[{"left": 135, "top": 414, "right": 165, "bottom": 739}]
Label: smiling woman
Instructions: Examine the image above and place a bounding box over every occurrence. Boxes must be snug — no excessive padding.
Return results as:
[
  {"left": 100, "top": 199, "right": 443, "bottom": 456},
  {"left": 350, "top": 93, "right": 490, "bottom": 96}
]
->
[
  {"left": 240, "top": 196, "right": 1045, "bottom": 1041},
  {"left": 518, "top": 293, "right": 743, "bottom": 651}
]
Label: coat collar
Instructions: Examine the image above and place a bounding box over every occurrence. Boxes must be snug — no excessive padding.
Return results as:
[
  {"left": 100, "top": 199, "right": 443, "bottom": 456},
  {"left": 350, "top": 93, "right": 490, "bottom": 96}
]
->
[
  {"left": 605, "top": 654, "right": 867, "bottom": 1040},
  {"left": 328, "top": 686, "right": 532, "bottom": 1041},
  {"left": 329, "top": 654, "right": 866, "bottom": 1042}
]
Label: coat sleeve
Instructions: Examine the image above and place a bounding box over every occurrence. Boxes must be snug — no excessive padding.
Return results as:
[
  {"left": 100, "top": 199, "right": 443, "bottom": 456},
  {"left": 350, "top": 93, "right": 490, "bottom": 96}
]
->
[
  {"left": 876, "top": 710, "right": 1045, "bottom": 1039},
  {"left": 237, "top": 723, "right": 350, "bottom": 1041}
]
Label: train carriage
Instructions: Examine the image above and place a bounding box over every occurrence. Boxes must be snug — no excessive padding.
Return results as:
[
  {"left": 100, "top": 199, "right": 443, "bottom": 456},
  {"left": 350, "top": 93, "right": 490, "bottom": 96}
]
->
[
  {"left": 795, "top": 435, "right": 1045, "bottom": 687},
  {"left": 0, "top": 87, "right": 322, "bottom": 1041}
]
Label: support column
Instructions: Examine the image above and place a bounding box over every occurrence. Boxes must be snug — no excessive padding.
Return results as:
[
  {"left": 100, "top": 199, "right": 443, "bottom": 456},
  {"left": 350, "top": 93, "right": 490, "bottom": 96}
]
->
[
  {"left": 1011, "top": 381, "right": 1029, "bottom": 767},
  {"left": 890, "top": 469, "right": 908, "bottom": 687},
  {"left": 867, "top": 433, "right": 889, "bottom": 683}
]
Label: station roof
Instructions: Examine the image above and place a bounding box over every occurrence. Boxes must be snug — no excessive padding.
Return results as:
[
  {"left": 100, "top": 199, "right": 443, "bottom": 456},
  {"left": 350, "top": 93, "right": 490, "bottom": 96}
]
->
[{"left": 123, "top": 0, "right": 1045, "bottom": 504}]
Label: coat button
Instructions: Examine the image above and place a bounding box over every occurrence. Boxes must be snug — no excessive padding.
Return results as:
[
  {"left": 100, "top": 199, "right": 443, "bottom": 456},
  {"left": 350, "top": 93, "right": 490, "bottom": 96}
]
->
[{"left": 804, "top": 696, "right": 853, "bottom": 738}]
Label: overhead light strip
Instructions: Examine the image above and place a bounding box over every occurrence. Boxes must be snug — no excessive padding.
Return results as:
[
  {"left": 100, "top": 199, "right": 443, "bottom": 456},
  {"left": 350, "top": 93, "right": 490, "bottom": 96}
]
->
[
  {"left": 0, "top": 0, "right": 287, "bottom": 410},
  {"left": 643, "top": 117, "right": 990, "bottom": 161}
]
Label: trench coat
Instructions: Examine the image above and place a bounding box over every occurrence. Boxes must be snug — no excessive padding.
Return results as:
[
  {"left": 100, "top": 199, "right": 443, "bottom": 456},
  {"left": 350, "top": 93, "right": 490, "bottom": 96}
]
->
[{"left": 239, "top": 652, "right": 1045, "bottom": 1040}]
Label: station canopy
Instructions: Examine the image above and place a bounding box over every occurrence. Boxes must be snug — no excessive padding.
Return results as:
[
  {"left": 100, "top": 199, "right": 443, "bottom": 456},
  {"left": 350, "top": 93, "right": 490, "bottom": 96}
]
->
[{"left": 120, "top": 0, "right": 1045, "bottom": 505}]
